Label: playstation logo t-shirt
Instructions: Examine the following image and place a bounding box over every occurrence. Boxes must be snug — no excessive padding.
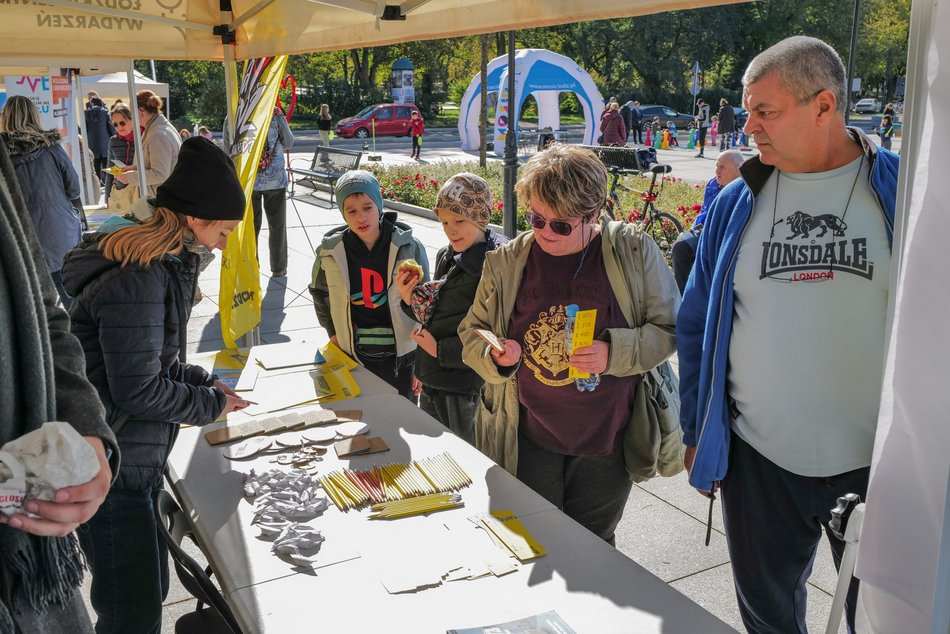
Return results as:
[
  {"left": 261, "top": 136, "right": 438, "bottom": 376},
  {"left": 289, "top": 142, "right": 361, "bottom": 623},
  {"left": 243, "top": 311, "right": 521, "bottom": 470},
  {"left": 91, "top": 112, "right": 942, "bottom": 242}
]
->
[{"left": 728, "top": 155, "right": 890, "bottom": 476}]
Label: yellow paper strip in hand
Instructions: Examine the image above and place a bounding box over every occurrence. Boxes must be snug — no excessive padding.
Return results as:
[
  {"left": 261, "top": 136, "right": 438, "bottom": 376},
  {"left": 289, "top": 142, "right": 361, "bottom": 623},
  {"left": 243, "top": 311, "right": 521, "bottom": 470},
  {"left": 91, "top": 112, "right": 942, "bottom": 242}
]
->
[{"left": 569, "top": 309, "right": 597, "bottom": 379}]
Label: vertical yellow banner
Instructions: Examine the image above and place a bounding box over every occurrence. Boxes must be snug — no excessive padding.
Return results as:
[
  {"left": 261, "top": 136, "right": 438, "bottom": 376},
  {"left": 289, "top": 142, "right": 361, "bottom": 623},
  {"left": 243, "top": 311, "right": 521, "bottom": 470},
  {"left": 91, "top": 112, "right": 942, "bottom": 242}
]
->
[{"left": 219, "top": 56, "right": 289, "bottom": 348}]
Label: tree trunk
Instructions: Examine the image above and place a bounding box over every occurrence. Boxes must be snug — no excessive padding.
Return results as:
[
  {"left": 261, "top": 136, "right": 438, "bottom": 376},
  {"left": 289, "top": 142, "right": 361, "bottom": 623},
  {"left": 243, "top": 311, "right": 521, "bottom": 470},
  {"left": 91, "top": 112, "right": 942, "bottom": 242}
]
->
[
  {"left": 480, "top": 34, "right": 489, "bottom": 168},
  {"left": 495, "top": 32, "right": 507, "bottom": 57}
]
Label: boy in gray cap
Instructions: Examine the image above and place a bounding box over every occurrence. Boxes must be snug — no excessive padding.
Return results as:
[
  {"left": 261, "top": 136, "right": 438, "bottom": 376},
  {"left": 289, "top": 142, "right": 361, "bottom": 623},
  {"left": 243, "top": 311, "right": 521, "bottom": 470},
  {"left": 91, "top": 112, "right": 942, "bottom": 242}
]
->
[
  {"left": 309, "top": 170, "right": 429, "bottom": 399},
  {"left": 396, "top": 173, "right": 508, "bottom": 443}
]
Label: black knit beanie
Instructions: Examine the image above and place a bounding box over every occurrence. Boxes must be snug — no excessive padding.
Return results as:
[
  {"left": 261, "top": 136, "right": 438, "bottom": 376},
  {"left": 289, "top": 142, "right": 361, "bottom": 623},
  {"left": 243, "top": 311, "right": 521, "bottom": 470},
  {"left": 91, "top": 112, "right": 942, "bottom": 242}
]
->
[{"left": 156, "top": 137, "right": 246, "bottom": 221}]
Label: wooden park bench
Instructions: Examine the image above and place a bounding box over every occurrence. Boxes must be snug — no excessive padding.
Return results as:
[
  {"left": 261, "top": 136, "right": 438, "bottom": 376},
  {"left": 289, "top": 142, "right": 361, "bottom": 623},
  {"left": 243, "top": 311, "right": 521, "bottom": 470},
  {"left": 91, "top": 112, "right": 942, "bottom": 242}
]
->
[{"left": 288, "top": 146, "right": 363, "bottom": 208}]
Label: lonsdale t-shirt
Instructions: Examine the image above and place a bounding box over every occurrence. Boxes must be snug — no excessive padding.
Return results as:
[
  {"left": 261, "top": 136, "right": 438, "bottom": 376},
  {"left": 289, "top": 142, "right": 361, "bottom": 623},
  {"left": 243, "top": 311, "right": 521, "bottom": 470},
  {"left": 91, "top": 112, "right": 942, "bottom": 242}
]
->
[
  {"left": 728, "top": 156, "right": 890, "bottom": 476},
  {"left": 508, "top": 235, "right": 638, "bottom": 457}
]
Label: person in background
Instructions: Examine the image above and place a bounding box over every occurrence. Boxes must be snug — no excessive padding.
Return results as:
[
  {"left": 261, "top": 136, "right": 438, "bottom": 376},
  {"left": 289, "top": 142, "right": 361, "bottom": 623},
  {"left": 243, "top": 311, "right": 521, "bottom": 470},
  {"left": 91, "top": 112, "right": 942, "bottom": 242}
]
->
[
  {"left": 670, "top": 149, "right": 744, "bottom": 293},
  {"left": 84, "top": 97, "right": 115, "bottom": 185},
  {"left": 459, "top": 144, "right": 679, "bottom": 545},
  {"left": 0, "top": 133, "right": 117, "bottom": 634},
  {"left": 709, "top": 115, "right": 718, "bottom": 147},
  {"left": 630, "top": 100, "right": 644, "bottom": 144},
  {"left": 410, "top": 110, "right": 425, "bottom": 160},
  {"left": 252, "top": 105, "right": 294, "bottom": 278},
  {"left": 396, "top": 173, "right": 509, "bottom": 445},
  {"left": 677, "top": 36, "right": 900, "bottom": 633},
  {"left": 0, "top": 95, "right": 82, "bottom": 307},
  {"left": 179, "top": 128, "right": 191, "bottom": 141},
  {"left": 667, "top": 120, "right": 679, "bottom": 146},
  {"left": 63, "top": 137, "right": 250, "bottom": 634},
  {"left": 198, "top": 126, "right": 214, "bottom": 142},
  {"left": 599, "top": 101, "right": 627, "bottom": 147},
  {"left": 116, "top": 89, "right": 180, "bottom": 202},
  {"left": 875, "top": 114, "right": 895, "bottom": 151},
  {"left": 309, "top": 171, "right": 430, "bottom": 400},
  {"left": 694, "top": 98, "right": 711, "bottom": 157},
  {"left": 111, "top": 98, "right": 125, "bottom": 111},
  {"left": 317, "top": 103, "right": 332, "bottom": 146},
  {"left": 85, "top": 91, "right": 99, "bottom": 110},
  {"left": 104, "top": 104, "right": 137, "bottom": 213},
  {"left": 882, "top": 102, "right": 896, "bottom": 119},
  {"left": 718, "top": 98, "right": 736, "bottom": 150}
]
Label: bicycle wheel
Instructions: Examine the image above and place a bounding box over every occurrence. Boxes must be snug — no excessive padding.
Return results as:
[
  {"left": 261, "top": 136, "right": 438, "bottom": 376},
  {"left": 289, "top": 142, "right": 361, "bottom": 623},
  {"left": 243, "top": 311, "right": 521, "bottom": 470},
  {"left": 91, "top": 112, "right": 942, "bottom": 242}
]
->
[{"left": 644, "top": 210, "right": 683, "bottom": 263}]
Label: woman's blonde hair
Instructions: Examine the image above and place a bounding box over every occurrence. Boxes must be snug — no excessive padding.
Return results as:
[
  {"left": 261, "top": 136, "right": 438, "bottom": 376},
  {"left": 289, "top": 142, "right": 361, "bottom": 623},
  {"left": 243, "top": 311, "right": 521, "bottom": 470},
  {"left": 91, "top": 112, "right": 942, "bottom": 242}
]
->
[
  {"left": 609, "top": 101, "right": 620, "bottom": 111},
  {"left": 515, "top": 145, "right": 606, "bottom": 220},
  {"left": 319, "top": 104, "right": 331, "bottom": 119},
  {"left": 0, "top": 95, "right": 45, "bottom": 135},
  {"left": 136, "top": 90, "right": 164, "bottom": 115},
  {"left": 99, "top": 207, "right": 196, "bottom": 267}
]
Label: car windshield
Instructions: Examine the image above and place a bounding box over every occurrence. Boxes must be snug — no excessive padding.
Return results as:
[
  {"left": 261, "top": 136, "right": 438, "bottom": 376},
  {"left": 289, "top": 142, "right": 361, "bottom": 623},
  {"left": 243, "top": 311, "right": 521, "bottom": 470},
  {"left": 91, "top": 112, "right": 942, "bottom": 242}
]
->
[{"left": 353, "top": 105, "right": 376, "bottom": 118}]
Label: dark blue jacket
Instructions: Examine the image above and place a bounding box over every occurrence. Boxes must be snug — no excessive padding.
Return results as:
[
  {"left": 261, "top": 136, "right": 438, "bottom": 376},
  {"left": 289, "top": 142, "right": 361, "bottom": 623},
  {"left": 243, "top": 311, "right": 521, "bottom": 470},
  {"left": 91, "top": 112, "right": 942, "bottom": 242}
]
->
[
  {"left": 1, "top": 131, "right": 81, "bottom": 272},
  {"left": 676, "top": 128, "right": 900, "bottom": 492},
  {"left": 84, "top": 106, "right": 115, "bottom": 158},
  {"left": 62, "top": 223, "right": 225, "bottom": 489}
]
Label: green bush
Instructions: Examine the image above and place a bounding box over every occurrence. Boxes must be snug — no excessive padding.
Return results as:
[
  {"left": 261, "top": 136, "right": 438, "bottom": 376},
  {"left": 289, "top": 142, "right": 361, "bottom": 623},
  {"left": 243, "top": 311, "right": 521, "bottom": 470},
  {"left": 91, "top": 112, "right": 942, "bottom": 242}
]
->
[{"left": 365, "top": 159, "right": 704, "bottom": 231}]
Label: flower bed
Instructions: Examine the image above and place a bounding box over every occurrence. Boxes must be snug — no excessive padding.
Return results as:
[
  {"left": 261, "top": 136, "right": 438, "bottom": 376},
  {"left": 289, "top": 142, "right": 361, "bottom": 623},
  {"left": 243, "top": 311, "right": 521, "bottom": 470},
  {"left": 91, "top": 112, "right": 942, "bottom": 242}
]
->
[{"left": 365, "top": 160, "right": 705, "bottom": 231}]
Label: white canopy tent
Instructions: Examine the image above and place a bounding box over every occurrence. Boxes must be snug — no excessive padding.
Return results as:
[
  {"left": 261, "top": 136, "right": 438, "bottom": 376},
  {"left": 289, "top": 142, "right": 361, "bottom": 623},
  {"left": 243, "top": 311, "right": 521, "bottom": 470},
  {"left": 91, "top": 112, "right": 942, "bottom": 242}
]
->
[
  {"left": 79, "top": 70, "right": 169, "bottom": 109},
  {"left": 0, "top": 2, "right": 946, "bottom": 631}
]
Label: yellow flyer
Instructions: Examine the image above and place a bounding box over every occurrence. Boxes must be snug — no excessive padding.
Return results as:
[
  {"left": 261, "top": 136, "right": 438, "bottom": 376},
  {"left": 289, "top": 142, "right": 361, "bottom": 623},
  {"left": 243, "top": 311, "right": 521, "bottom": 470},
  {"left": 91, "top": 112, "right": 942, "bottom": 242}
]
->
[{"left": 569, "top": 309, "right": 597, "bottom": 379}]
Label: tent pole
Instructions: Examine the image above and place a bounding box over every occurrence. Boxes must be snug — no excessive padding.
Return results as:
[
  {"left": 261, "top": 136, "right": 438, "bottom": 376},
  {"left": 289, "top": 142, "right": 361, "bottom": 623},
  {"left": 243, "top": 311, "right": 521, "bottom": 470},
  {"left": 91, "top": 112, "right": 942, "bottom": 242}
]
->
[
  {"left": 71, "top": 70, "right": 90, "bottom": 206},
  {"left": 844, "top": 0, "right": 861, "bottom": 125},
  {"left": 127, "top": 60, "right": 147, "bottom": 198},
  {"left": 502, "top": 31, "right": 517, "bottom": 238}
]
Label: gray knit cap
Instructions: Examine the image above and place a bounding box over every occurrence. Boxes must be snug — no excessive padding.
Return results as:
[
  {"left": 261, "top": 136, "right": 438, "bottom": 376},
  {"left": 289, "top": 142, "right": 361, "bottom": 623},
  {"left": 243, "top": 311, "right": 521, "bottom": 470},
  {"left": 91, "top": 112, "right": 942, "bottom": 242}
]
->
[{"left": 335, "top": 170, "right": 384, "bottom": 218}]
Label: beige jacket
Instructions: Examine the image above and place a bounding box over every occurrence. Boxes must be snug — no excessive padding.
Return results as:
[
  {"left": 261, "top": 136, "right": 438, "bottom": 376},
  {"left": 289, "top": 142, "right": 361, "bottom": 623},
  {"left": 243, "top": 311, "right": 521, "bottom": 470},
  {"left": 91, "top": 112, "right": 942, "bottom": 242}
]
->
[
  {"left": 139, "top": 114, "right": 181, "bottom": 197},
  {"left": 458, "top": 218, "right": 679, "bottom": 475}
]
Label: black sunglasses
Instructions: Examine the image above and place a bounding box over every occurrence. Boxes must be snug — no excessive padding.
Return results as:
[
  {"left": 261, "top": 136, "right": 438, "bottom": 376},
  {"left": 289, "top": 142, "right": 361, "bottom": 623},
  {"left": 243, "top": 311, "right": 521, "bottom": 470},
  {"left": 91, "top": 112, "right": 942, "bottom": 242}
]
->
[{"left": 525, "top": 212, "right": 586, "bottom": 236}]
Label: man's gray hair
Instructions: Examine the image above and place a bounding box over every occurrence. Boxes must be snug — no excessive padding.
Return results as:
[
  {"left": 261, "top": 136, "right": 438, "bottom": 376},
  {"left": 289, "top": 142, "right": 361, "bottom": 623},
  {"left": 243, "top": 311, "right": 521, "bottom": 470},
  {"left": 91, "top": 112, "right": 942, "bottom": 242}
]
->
[
  {"left": 743, "top": 36, "right": 848, "bottom": 114},
  {"left": 719, "top": 149, "right": 745, "bottom": 167}
]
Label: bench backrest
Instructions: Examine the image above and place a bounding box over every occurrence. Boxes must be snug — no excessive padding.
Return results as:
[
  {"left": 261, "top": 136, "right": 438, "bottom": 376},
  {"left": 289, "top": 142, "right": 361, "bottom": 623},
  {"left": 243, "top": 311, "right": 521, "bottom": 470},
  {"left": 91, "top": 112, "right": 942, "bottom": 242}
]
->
[
  {"left": 579, "top": 144, "right": 646, "bottom": 172},
  {"left": 308, "top": 147, "right": 363, "bottom": 175}
]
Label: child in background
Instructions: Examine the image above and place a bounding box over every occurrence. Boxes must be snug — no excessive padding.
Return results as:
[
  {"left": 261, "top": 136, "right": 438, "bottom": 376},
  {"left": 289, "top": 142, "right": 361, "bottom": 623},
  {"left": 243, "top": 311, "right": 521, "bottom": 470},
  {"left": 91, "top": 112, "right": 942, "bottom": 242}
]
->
[
  {"left": 309, "top": 171, "right": 429, "bottom": 400},
  {"left": 198, "top": 126, "right": 214, "bottom": 142},
  {"left": 875, "top": 115, "right": 895, "bottom": 151},
  {"left": 397, "top": 174, "right": 509, "bottom": 444},
  {"left": 410, "top": 110, "right": 425, "bottom": 160},
  {"left": 667, "top": 121, "right": 679, "bottom": 146},
  {"left": 710, "top": 115, "right": 719, "bottom": 147}
]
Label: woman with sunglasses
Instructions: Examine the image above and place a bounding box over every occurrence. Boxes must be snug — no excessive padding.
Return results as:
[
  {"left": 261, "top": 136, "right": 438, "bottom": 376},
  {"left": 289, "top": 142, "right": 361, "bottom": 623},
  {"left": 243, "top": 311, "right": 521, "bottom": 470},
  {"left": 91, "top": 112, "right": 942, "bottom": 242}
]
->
[
  {"left": 104, "top": 104, "right": 138, "bottom": 212},
  {"left": 460, "top": 144, "right": 679, "bottom": 544},
  {"left": 115, "top": 90, "right": 180, "bottom": 203}
]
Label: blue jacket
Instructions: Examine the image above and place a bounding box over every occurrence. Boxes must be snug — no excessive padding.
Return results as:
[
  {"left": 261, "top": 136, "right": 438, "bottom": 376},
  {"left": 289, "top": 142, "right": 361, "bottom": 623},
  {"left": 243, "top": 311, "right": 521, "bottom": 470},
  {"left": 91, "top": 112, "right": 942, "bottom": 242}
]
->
[
  {"left": 676, "top": 128, "right": 900, "bottom": 492},
  {"left": 1, "top": 130, "right": 82, "bottom": 272}
]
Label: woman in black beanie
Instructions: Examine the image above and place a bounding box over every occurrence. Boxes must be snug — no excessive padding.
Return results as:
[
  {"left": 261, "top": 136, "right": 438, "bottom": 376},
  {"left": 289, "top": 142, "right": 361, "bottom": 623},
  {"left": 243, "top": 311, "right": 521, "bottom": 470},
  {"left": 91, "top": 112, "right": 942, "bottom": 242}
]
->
[{"left": 61, "top": 137, "right": 250, "bottom": 633}]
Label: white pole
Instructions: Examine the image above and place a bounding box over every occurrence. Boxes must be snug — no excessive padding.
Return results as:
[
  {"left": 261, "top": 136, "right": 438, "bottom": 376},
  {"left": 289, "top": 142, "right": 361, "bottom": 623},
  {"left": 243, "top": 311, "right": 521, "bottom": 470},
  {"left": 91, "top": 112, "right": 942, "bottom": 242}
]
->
[
  {"left": 70, "top": 71, "right": 89, "bottom": 206},
  {"left": 126, "top": 60, "right": 147, "bottom": 198}
]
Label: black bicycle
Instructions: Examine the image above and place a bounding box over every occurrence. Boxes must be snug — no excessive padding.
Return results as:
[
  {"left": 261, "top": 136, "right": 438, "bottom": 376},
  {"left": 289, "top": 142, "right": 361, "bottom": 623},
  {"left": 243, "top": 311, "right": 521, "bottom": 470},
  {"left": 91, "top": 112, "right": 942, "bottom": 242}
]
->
[{"left": 605, "top": 163, "right": 683, "bottom": 260}]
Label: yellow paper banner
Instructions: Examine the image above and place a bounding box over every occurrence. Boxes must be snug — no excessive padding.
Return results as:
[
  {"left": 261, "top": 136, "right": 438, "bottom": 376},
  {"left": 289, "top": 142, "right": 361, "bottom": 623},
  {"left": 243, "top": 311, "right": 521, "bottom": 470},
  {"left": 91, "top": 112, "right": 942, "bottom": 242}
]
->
[{"left": 219, "top": 55, "right": 289, "bottom": 348}]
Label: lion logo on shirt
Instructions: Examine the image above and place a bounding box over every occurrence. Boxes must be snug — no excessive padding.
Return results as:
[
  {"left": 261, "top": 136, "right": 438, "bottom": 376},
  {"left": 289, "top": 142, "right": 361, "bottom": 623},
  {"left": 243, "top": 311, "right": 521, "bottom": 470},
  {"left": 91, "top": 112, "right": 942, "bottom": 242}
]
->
[{"left": 785, "top": 211, "right": 848, "bottom": 239}]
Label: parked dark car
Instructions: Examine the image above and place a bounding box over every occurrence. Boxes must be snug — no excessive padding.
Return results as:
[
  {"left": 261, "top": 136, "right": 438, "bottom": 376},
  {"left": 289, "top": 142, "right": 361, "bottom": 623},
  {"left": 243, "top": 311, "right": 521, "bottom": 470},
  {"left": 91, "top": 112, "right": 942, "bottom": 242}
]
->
[
  {"left": 638, "top": 104, "right": 696, "bottom": 131},
  {"left": 733, "top": 107, "right": 749, "bottom": 128},
  {"left": 336, "top": 103, "right": 421, "bottom": 139}
]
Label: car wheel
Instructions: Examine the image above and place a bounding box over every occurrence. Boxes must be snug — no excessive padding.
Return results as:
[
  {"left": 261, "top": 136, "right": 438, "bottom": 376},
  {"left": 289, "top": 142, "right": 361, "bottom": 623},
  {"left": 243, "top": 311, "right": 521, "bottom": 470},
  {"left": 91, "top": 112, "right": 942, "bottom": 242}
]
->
[{"left": 355, "top": 128, "right": 369, "bottom": 139}]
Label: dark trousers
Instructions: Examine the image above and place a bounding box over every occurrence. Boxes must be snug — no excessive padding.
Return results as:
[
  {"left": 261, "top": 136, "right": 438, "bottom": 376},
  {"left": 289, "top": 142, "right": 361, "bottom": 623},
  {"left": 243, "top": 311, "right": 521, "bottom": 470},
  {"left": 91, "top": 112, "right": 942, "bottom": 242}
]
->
[
  {"left": 93, "top": 156, "right": 108, "bottom": 184},
  {"left": 419, "top": 387, "right": 477, "bottom": 445},
  {"left": 697, "top": 127, "right": 708, "bottom": 154},
  {"left": 719, "top": 129, "right": 733, "bottom": 150},
  {"left": 631, "top": 122, "right": 643, "bottom": 144},
  {"left": 670, "top": 230, "right": 700, "bottom": 294},
  {"left": 78, "top": 487, "right": 169, "bottom": 634},
  {"left": 359, "top": 354, "right": 416, "bottom": 403},
  {"left": 252, "top": 188, "right": 288, "bottom": 274},
  {"left": 721, "top": 433, "right": 869, "bottom": 634},
  {"left": 516, "top": 429, "right": 633, "bottom": 545},
  {"left": 411, "top": 136, "right": 422, "bottom": 158}
]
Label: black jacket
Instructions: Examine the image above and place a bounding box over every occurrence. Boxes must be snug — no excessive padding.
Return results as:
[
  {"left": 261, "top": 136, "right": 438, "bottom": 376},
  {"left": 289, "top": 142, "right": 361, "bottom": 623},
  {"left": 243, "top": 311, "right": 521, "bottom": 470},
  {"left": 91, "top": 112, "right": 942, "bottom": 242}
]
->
[
  {"left": 104, "top": 134, "right": 136, "bottom": 201},
  {"left": 62, "top": 233, "right": 225, "bottom": 489},
  {"left": 717, "top": 103, "right": 736, "bottom": 134},
  {"left": 84, "top": 106, "right": 115, "bottom": 158},
  {"left": 402, "top": 230, "right": 508, "bottom": 395}
]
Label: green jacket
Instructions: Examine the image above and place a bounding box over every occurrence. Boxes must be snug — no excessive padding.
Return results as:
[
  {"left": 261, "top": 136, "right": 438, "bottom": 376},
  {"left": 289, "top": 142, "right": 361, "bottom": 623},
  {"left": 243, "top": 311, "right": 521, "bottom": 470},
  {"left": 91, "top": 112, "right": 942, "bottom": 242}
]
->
[
  {"left": 309, "top": 213, "right": 430, "bottom": 362},
  {"left": 458, "top": 218, "right": 680, "bottom": 475}
]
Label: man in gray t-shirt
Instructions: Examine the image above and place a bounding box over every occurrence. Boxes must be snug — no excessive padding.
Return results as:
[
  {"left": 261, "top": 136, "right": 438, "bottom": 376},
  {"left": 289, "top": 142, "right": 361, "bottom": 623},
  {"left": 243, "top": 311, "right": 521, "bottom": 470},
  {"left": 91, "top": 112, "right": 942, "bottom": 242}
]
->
[{"left": 677, "top": 36, "right": 900, "bottom": 634}]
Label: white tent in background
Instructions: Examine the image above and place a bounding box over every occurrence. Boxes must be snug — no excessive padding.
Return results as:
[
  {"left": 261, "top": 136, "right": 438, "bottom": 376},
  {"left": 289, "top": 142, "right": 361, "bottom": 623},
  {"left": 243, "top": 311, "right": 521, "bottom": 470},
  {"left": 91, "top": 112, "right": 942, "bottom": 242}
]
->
[
  {"left": 80, "top": 70, "right": 169, "bottom": 108},
  {"left": 457, "top": 49, "right": 604, "bottom": 154}
]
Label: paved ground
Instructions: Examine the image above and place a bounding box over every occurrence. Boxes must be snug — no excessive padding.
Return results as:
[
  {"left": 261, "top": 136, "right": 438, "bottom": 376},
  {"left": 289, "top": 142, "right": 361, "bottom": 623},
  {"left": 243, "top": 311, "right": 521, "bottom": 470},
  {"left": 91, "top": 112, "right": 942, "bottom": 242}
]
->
[{"left": 78, "top": 139, "right": 876, "bottom": 632}]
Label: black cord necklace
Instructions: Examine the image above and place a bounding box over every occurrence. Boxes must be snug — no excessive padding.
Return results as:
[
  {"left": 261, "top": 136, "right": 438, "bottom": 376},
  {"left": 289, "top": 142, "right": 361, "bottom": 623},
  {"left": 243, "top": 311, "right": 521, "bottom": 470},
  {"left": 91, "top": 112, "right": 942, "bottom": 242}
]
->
[{"left": 766, "top": 156, "right": 863, "bottom": 282}]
